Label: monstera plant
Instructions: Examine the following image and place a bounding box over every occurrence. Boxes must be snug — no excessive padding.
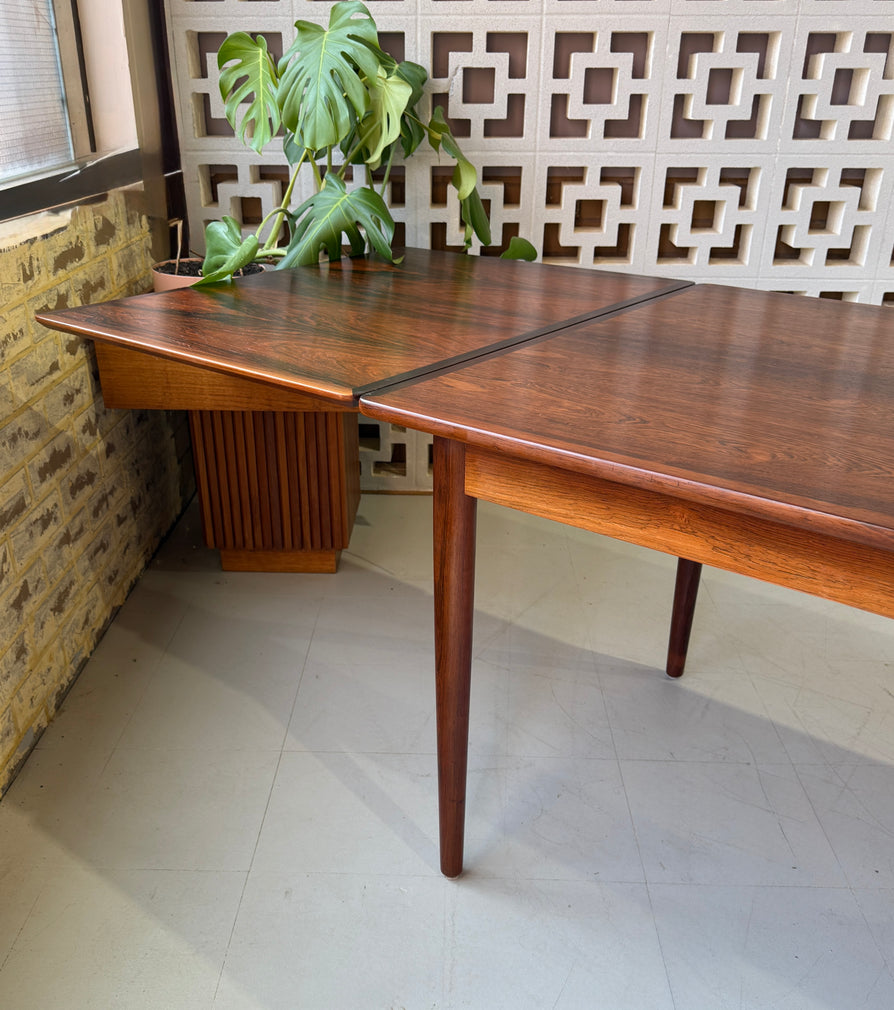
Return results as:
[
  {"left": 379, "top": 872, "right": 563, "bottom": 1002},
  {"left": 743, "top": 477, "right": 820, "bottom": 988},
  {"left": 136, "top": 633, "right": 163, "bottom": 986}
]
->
[{"left": 196, "top": 0, "right": 535, "bottom": 285}]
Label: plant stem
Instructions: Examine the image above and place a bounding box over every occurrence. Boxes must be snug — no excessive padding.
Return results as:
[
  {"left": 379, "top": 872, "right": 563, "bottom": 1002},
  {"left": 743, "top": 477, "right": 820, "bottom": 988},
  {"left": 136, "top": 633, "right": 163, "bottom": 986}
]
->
[
  {"left": 257, "top": 157, "right": 305, "bottom": 254},
  {"left": 258, "top": 207, "right": 292, "bottom": 254},
  {"left": 378, "top": 147, "right": 395, "bottom": 197},
  {"left": 311, "top": 158, "right": 324, "bottom": 191},
  {"left": 281, "top": 161, "right": 301, "bottom": 206},
  {"left": 340, "top": 132, "right": 373, "bottom": 179},
  {"left": 405, "top": 109, "right": 438, "bottom": 144}
]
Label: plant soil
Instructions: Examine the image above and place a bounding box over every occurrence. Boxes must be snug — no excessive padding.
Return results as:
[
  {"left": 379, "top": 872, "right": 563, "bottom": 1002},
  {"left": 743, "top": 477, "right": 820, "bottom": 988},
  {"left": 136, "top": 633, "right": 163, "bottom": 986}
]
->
[{"left": 154, "top": 259, "right": 265, "bottom": 278}]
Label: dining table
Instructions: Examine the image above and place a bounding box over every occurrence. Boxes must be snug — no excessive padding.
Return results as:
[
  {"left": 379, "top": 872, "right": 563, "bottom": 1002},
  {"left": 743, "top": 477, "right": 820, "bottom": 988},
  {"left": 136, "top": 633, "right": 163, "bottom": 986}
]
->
[
  {"left": 361, "top": 281, "right": 894, "bottom": 875},
  {"left": 37, "top": 251, "right": 894, "bottom": 877}
]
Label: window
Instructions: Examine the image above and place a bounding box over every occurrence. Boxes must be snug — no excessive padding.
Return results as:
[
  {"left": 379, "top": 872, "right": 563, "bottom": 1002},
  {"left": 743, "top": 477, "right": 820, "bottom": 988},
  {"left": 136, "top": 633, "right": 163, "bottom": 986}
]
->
[
  {"left": 0, "top": 0, "right": 92, "bottom": 185},
  {"left": 0, "top": 0, "right": 156, "bottom": 224}
]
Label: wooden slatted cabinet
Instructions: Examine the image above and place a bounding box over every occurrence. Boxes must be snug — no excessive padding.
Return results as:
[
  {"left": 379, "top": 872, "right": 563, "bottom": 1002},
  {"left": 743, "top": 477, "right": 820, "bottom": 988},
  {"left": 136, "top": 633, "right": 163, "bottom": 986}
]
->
[
  {"left": 95, "top": 342, "right": 360, "bottom": 572},
  {"left": 190, "top": 409, "right": 359, "bottom": 572}
]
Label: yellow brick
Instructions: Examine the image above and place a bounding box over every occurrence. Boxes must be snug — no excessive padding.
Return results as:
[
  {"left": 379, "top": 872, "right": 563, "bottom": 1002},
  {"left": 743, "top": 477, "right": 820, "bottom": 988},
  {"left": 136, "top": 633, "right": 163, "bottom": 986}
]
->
[
  {"left": 8, "top": 333, "right": 62, "bottom": 404},
  {"left": 1, "top": 557, "right": 47, "bottom": 658},
  {"left": 0, "top": 410, "right": 52, "bottom": 475},
  {"left": 55, "top": 328, "right": 95, "bottom": 374},
  {"left": 69, "top": 257, "right": 114, "bottom": 307},
  {"left": 0, "top": 630, "right": 30, "bottom": 701},
  {"left": 9, "top": 486, "right": 64, "bottom": 569},
  {"left": 42, "top": 368, "right": 92, "bottom": 429},
  {"left": 26, "top": 429, "right": 77, "bottom": 495},
  {"left": 12, "top": 660, "right": 54, "bottom": 742},
  {"left": 1, "top": 302, "right": 29, "bottom": 365},
  {"left": 110, "top": 238, "right": 154, "bottom": 296},
  {"left": 28, "top": 282, "right": 76, "bottom": 328},
  {"left": 60, "top": 588, "right": 102, "bottom": 672},
  {"left": 31, "top": 570, "right": 79, "bottom": 659},
  {"left": 0, "top": 467, "right": 30, "bottom": 527},
  {"left": 0, "top": 704, "right": 18, "bottom": 770},
  {"left": 120, "top": 188, "right": 150, "bottom": 235},
  {"left": 0, "top": 542, "right": 10, "bottom": 598},
  {"left": 0, "top": 215, "right": 71, "bottom": 303}
]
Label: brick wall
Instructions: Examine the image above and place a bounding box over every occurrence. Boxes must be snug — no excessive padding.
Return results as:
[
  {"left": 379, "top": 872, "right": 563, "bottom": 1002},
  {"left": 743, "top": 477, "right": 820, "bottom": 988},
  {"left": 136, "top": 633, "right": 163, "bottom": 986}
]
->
[{"left": 0, "top": 188, "right": 193, "bottom": 796}]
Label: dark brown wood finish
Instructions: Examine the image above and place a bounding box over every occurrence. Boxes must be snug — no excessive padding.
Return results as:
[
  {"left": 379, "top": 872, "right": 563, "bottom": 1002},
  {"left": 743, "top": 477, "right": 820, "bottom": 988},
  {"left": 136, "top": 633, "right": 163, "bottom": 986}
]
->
[
  {"left": 363, "top": 285, "right": 894, "bottom": 554},
  {"left": 433, "top": 437, "right": 478, "bottom": 878},
  {"left": 36, "top": 249, "right": 687, "bottom": 404},
  {"left": 38, "top": 250, "right": 685, "bottom": 573},
  {"left": 189, "top": 409, "right": 360, "bottom": 572},
  {"left": 667, "top": 560, "right": 703, "bottom": 679},
  {"left": 362, "top": 283, "right": 894, "bottom": 875}
]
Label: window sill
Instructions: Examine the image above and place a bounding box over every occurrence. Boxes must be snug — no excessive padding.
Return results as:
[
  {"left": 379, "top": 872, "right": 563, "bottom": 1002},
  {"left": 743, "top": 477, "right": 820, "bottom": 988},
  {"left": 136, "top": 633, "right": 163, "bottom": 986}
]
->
[{"left": 0, "top": 148, "right": 142, "bottom": 225}]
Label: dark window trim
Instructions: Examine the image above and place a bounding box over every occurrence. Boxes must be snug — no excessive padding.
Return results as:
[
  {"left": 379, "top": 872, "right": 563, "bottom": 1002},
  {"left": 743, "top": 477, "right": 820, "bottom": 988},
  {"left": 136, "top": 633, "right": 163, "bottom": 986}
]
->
[{"left": 0, "top": 149, "right": 143, "bottom": 223}]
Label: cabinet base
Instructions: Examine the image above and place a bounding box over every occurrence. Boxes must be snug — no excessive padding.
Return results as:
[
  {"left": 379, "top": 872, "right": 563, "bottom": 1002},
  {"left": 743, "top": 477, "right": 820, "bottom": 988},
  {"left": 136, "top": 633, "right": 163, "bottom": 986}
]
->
[
  {"left": 219, "top": 548, "right": 340, "bottom": 574},
  {"left": 190, "top": 409, "right": 361, "bottom": 573}
]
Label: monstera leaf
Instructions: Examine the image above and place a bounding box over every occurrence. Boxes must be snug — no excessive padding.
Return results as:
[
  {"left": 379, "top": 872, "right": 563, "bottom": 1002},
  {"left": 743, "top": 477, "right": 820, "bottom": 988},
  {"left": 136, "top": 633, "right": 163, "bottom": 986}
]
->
[
  {"left": 459, "top": 187, "right": 491, "bottom": 249},
  {"left": 277, "top": 1, "right": 382, "bottom": 153},
  {"left": 217, "top": 33, "right": 281, "bottom": 155},
  {"left": 341, "top": 58, "right": 427, "bottom": 168},
  {"left": 427, "top": 107, "right": 477, "bottom": 200},
  {"left": 395, "top": 60, "right": 428, "bottom": 158},
  {"left": 279, "top": 175, "right": 396, "bottom": 267},
  {"left": 360, "top": 66, "right": 414, "bottom": 168},
  {"left": 426, "top": 107, "right": 491, "bottom": 247},
  {"left": 501, "top": 236, "right": 538, "bottom": 261},
  {"left": 195, "top": 217, "right": 260, "bottom": 286},
  {"left": 282, "top": 130, "right": 304, "bottom": 166}
]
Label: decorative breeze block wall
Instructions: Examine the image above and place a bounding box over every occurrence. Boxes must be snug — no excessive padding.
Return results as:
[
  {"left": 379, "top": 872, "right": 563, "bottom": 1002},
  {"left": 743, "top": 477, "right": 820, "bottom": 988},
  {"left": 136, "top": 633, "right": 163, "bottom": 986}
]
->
[{"left": 164, "top": 0, "right": 894, "bottom": 491}]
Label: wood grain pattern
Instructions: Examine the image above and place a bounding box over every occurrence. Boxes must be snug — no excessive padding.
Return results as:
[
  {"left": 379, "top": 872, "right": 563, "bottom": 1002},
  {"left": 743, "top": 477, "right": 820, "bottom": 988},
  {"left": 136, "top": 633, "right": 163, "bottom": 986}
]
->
[
  {"left": 464, "top": 448, "right": 894, "bottom": 619},
  {"left": 189, "top": 409, "right": 360, "bottom": 571},
  {"left": 38, "top": 249, "right": 686, "bottom": 404},
  {"left": 433, "top": 437, "right": 477, "bottom": 878},
  {"left": 94, "top": 342, "right": 347, "bottom": 412},
  {"left": 362, "top": 285, "right": 894, "bottom": 555},
  {"left": 219, "top": 548, "right": 340, "bottom": 574}
]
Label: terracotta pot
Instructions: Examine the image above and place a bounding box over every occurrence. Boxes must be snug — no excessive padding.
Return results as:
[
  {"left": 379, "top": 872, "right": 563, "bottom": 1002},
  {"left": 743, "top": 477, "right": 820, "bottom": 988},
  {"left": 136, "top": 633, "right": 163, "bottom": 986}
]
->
[
  {"left": 151, "top": 258, "right": 204, "bottom": 292},
  {"left": 151, "top": 258, "right": 267, "bottom": 292}
]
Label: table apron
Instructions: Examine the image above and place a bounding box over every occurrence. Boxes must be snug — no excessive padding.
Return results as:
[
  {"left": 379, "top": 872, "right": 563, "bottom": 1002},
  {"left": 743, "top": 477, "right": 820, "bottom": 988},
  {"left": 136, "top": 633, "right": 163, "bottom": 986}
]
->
[
  {"left": 463, "top": 446, "right": 894, "bottom": 622},
  {"left": 94, "top": 341, "right": 354, "bottom": 413}
]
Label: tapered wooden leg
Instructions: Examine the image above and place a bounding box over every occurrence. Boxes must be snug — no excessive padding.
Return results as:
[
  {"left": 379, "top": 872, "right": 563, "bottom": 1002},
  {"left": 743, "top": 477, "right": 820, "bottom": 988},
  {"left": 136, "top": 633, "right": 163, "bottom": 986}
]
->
[
  {"left": 432, "top": 437, "right": 477, "bottom": 878},
  {"left": 666, "top": 558, "right": 702, "bottom": 678}
]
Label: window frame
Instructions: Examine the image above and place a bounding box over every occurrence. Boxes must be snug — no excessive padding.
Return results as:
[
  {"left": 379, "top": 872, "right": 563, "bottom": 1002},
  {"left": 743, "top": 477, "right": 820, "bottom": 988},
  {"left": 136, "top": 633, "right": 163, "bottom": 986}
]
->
[
  {"left": 0, "top": 0, "right": 143, "bottom": 224},
  {"left": 52, "top": 0, "right": 95, "bottom": 158}
]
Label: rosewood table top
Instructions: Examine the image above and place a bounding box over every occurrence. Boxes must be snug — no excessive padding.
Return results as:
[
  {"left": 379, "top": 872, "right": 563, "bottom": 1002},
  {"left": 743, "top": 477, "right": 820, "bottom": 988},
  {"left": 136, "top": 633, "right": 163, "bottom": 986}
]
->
[
  {"left": 362, "top": 283, "right": 894, "bottom": 554},
  {"left": 36, "top": 248, "right": 686, "bottom": 406}
]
